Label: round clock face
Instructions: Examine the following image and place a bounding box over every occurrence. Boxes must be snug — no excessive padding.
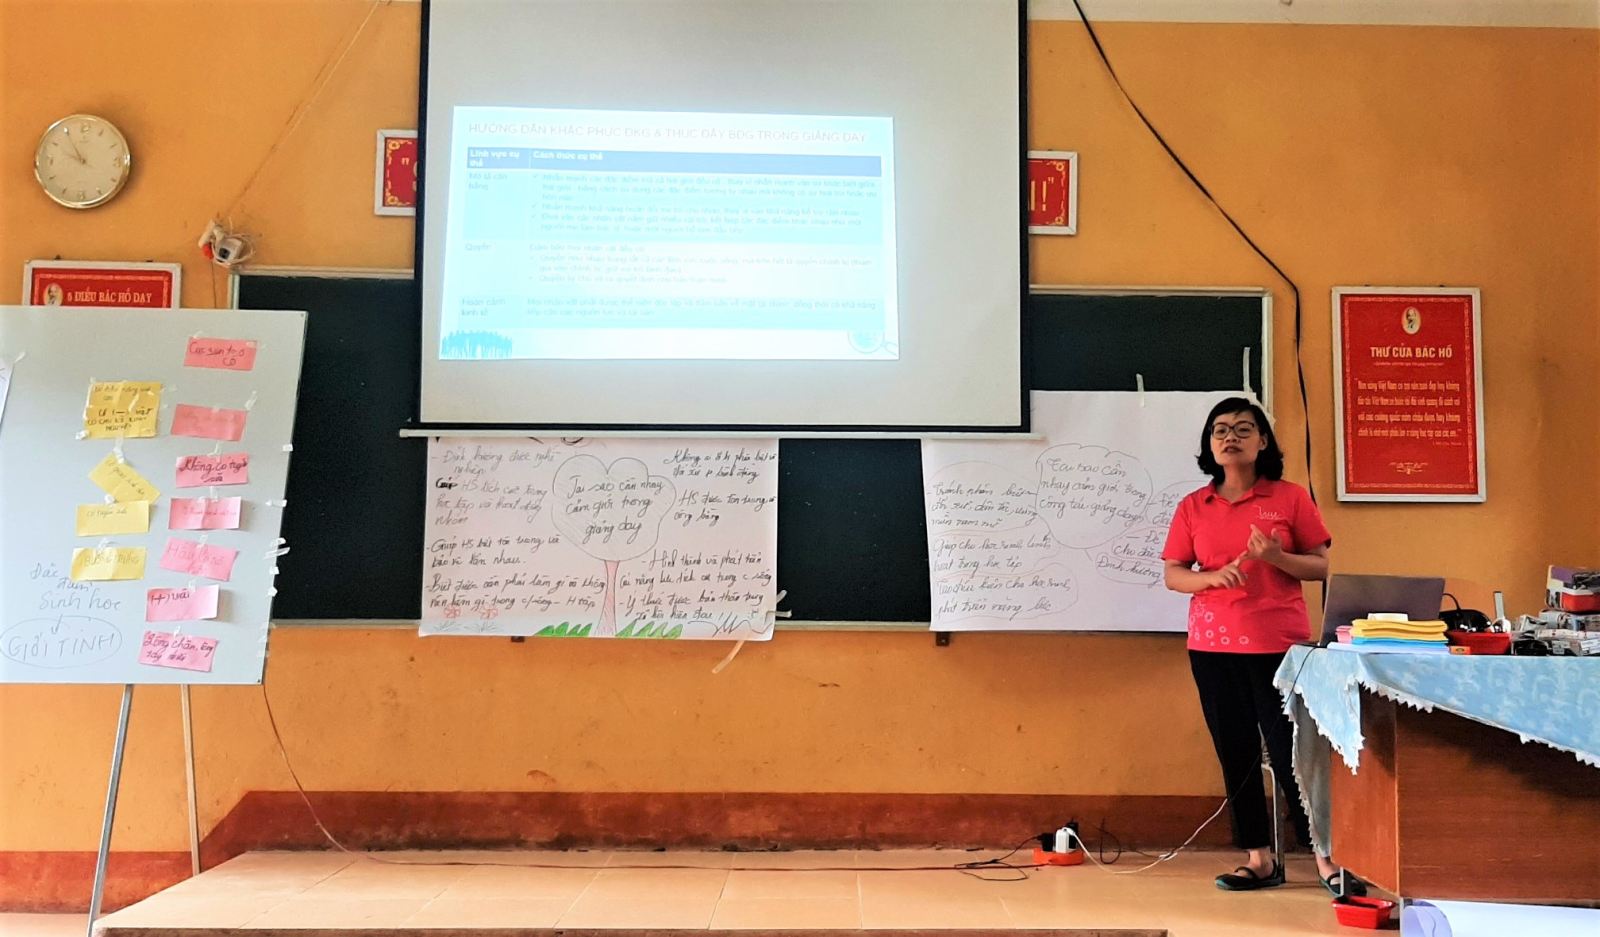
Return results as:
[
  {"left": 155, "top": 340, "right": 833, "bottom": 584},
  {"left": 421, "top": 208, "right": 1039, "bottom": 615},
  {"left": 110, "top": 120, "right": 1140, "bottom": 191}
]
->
[{"left": 34, "top": 114, "right": 131, "bottom": 209}]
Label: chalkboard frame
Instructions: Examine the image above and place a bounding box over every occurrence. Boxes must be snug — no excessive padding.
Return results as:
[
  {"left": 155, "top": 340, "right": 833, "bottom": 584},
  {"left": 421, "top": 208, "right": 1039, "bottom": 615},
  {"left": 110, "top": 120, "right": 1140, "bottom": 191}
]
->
[{"left": 234, "top": 270, "right": 1269, "bottom": 628}]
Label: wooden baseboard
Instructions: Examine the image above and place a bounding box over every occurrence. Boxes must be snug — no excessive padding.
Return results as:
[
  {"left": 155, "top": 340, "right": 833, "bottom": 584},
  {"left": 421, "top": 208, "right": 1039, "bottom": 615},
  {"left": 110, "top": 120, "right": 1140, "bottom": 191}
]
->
[
  {"left": 0, "top": 850, "right": 190, "bottom": 913},
  {"left": 4, "top": 790, "right": 1227, "bottom": 912}
]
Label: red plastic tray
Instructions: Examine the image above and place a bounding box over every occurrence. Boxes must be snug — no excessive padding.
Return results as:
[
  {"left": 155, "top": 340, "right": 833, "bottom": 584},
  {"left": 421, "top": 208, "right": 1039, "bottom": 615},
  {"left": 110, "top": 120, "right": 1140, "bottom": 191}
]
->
[{"left": 1332, "top": 895, "right": 1395, "bottom": 928}]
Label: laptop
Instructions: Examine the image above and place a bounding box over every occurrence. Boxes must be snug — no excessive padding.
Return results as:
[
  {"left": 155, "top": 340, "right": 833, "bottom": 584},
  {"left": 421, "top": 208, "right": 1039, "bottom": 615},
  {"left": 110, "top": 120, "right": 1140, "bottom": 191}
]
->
[{"left": 1318, "top": 574, "right": 1447, "bottom": 645}]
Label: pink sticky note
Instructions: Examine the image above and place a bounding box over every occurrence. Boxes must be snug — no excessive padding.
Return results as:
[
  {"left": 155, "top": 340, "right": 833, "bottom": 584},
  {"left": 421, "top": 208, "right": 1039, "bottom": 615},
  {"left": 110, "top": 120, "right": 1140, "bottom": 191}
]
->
[
  {"left": 175, "top": 452, "right": 250, "bottom": 487},
  {"left": 145, "top": 584, "right": 221, "bottom": 622},
  {"left": 185, "top": 337, "right": 258, "bottom": 371},
  {"left": 138, "top": 631, "right": 219, "bottom": 673},
  {"left": 168, "top": 496, "right": 243, "bottom": 530},
  {"left": 172, "top": 403, "right": 248, "bottom": 441},
  {"left": 159, "top": 537, "right": 240, "bottom": 581}
]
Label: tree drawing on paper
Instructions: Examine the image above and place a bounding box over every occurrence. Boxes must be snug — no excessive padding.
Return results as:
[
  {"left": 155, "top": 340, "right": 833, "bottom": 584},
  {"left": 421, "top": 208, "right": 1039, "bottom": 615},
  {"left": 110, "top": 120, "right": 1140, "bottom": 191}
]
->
[{"left": 550, "top": 455, "right": 675, "bottom": 636}]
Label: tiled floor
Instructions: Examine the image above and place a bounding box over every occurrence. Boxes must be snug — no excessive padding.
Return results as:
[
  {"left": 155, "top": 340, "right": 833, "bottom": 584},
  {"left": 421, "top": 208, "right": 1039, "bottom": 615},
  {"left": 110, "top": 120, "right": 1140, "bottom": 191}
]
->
[{"left": 3, "top": 848, "right": 1356, "bottom": 936}]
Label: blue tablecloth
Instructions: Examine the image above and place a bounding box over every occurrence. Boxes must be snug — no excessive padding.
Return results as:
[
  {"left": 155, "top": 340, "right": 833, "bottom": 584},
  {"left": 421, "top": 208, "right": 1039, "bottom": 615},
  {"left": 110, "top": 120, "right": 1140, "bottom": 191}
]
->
[{"left": 1273, "top": 647, "right": 1600, "bottom": 853}]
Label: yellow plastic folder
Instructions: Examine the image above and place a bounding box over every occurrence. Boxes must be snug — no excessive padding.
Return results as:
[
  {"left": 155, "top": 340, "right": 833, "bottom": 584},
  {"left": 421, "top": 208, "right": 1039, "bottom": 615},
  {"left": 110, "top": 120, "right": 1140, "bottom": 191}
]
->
[
  {"left": 82, "top": 381, "right": 162, "bottom": 439},
  {"left": 88, "top": 452, "right": 161, "bottom": 503},
  {"left": 70, "top": 546, "right": 146, "bottom": 581},
  {"left": 76, "top": 500, "right": 152, "bottom": 536},
  {"left": 1351, "top": 618, "right": 1449, "bottom": 642}
]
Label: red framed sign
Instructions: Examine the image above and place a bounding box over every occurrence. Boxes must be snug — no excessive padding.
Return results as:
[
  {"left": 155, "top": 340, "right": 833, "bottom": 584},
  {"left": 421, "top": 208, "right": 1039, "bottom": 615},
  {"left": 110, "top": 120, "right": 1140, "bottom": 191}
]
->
[
  {"left": 375, "top": 129, "right": 418, "bottom": 216},
  {"left": 1332, "top": 287, "right": 1485, "bottom": 502},
  {"left": 24, "top": 260, "right": 181, "bottom": 309},
  {"left": 1027, "top": 150, "right": 1077, "bottom": 235}
]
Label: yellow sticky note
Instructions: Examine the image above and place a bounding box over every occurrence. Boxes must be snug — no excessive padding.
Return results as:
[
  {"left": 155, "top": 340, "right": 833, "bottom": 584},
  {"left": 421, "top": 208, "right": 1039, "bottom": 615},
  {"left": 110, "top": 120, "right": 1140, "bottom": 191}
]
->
[
  {"left": 82, "top": 381, "right": 162, "bottom": 439},
  {"left": 70, "top": 546, "right": 147, "bottom": 581},
  {"left": 76, "top": 500, "right": 152, "bottom": 536},
  {"left": 89, "top": 452, "right": 161, "bottom": 503}
]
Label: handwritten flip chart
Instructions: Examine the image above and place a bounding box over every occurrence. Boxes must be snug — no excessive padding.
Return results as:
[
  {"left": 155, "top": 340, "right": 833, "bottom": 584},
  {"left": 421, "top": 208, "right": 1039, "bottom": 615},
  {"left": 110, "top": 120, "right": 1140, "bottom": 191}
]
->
[
  {"left": 88, "top": 452, "right": 161, "bottom": 503},
  {"left": 158, "top": 538, "right": 239, "bottom": 581},
  {"left": 174, "top": 453, "right": 249, "bottom": 487},
  {"left": 138, "top": 631, "right": 218, "bottom": 672},
  {"left": 422, "top": 438, "right": 779, "bottom": 640},
  {"left": 76, "top": 501, "right": 151, "bottom": 537},
  {"left": 70, "top": 547, "right": 146, "bottom": 582},
  {"left": 171, "top": 404, "right": 247, "bottom": 441},
  {"left": 81, "top": 381, "right": 161, "bottom": 439},
  {"left": 145, "top": 584, "right": 220, "bottom": 622},
  {"left": 168, "top": 496, "right": 242, "bottom": 531},
  {"left": 184, "top": 338, "right": 257, "bottom": 371},
  {"left": 1, "top": 305, "right": 306, "bottom": 686},
  {"left": 920, "top": 392, "right": 1219, "bottom": 632}
]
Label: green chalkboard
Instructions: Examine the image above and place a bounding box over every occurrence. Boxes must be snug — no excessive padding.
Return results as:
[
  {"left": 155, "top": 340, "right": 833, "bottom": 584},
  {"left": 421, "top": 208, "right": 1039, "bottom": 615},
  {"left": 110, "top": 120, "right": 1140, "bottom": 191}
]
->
[{"left": 241, "top": 276, "right": 1263, "bottom": 622}]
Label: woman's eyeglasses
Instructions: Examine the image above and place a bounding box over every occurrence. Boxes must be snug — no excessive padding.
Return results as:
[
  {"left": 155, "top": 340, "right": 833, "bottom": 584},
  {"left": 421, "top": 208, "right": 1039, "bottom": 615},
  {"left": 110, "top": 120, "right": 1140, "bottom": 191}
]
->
[{"left": 1211, "top": 422, "right": 1258, "bottom": 440}]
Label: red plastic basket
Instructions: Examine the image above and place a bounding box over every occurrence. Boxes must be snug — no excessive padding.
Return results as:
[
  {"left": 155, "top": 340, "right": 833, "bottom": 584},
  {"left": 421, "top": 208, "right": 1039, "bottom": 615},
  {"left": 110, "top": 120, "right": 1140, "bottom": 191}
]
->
[
  {"left": 1332, "top": 896, "right": 1396, "bottom": 928},
  {"left": 1447, "top": 630, "right": 1512, "bottom": 655}
]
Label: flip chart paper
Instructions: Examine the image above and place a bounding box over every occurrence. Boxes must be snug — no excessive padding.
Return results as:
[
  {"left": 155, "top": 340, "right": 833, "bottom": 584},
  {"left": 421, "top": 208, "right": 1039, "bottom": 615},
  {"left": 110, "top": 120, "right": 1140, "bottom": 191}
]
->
[
  {"left": 168, "top": 496, "right": 242, "bottom": 531},
  {"left": 184, "top": 338, "right": 257, "bottom": 371},
  {"left": 82, "top": 381, "right": 161, "bottom": 439},
  {"left": 71, "top": 546, "right": 146, "bottom": 581},
  {"left": 145, "top": 584, "right": 220, "bottom": 622},
  {"left": 89, "top": 453, "right": 161, "bottom": 503},
  {"left": 174, "top": 452, "right": 249, "bottom": 487},
  {"left": 76, "top": 501, "right": 151, "bottom": 537},
  {"left": 171, "top": 404, "right": 247, "bottom": 441},
  {"left": 159, "top": 537, "right": 239, "bottom": 581}
]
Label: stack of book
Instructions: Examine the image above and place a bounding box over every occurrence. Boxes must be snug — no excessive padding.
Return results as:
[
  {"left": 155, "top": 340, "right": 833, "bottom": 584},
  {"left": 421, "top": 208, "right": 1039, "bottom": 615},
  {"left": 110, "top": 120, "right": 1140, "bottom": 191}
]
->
[{"left": 1331, "top": 613, "right": 1452, "bottom": 654}]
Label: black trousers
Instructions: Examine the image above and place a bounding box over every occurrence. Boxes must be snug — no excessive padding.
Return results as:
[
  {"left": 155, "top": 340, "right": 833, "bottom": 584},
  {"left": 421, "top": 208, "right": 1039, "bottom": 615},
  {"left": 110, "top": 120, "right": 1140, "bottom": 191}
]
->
[{"left": 1188, "top": 650, "right": 1313, "bottom": 852}]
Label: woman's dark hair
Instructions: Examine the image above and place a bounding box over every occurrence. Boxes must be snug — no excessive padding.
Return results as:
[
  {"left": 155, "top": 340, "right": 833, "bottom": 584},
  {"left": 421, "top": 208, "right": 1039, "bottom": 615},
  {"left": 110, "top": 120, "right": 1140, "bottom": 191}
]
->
[{"left": 1197, "top": 396, "right": 1284, "bottom": 485}]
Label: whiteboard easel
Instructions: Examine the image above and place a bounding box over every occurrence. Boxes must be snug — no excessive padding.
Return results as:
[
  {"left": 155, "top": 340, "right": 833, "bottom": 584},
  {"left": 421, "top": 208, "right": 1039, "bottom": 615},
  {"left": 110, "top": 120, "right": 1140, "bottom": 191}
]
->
[{"left": 0, "top": 306, "right": 307, "bottom": 933}]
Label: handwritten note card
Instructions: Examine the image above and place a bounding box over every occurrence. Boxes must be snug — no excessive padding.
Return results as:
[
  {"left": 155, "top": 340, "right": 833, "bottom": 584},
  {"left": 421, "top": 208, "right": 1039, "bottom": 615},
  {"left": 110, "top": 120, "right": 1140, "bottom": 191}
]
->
[
  {"left": 175, "top": 453, "right": 249, "bottom": 487},
  {"left": 159, "top": 538, "right": 239, "bottom": 581},
  {"left": 71, "top": 546, "right": 146, "bottom": 582},
  {"left": 82, "top": 381, "right": 161, "bottom": 439},
  {"left": 76, "top": 501, "right": 151, "bottom": 537},
  {"left": 168, "top": 496, "right": 242, "bottom": 531},
  {"left": 145, "top": 584, "right": 220, "bottom": 622},
  {"left": 920, "top": 392, "right": 1219, "bottom": 633},
  {"left": 421, "top": 439, "right": 779, "bottom": 640},
  {"left": 171, "top": 404, "right": 247, "bottom": 441},
  {"left": 184, "top": 338, "right": 257, "bottom": 371},
  {"left": 89, "top": 452, "right": 161, "bottom": 503},
  {"left": 138, "top": 631, "right": 219, "bottom": 672}
]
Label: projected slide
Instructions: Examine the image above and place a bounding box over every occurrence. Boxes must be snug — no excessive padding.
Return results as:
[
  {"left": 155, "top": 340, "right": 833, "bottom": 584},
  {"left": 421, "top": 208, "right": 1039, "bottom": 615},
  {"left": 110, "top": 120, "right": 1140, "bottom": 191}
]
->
[{"left": 440, "top": 106, "right": 898, "bottom": 361}]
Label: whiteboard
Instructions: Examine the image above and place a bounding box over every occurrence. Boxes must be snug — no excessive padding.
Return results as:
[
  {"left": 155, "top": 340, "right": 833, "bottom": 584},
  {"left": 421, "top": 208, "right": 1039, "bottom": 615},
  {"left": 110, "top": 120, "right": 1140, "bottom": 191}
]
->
[
  {"left": 423, "top": 437, "right": 779, "bottom": 640},
  {"left": 0, "top": 306, "right": 306, "bottom": 685},
  {"left": 921, "top": 391, "right": 1220, "bottom": 632}
]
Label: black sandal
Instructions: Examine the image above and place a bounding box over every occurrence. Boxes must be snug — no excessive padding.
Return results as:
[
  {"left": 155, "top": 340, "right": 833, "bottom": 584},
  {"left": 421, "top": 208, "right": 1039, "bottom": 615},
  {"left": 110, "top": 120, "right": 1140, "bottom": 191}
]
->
[
  {"left": 1215, "top": 862, "right": 1284, "bottom": 891},
  {"left": 1321, "top": 869, "right": 1368, "bottom": 898}
]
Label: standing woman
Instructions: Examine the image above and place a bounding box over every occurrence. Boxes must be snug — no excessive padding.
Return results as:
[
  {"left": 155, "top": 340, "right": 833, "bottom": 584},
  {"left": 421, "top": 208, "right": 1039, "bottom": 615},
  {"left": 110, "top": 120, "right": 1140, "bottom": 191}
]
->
[{"left": 1161, "top": 397, "right": 1361, "bottom": 895}]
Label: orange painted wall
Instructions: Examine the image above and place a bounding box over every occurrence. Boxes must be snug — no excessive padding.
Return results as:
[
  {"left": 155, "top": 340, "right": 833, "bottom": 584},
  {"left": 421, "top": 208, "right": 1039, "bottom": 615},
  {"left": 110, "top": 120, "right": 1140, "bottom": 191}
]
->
[{"left": 1, "top": 1, "right": 1597, "bottom": 857}]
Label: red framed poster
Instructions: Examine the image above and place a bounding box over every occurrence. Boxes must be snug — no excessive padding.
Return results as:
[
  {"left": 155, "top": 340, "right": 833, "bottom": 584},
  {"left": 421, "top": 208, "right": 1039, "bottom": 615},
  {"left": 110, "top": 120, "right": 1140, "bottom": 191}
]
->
[
  {"left": 1027, "top": 150, "right": 1077, "bottom": 235},
  {"left": 375, "top": 129, "right": 418, "bottom": 216},
  {"left": 24, "top": 260, "right": 181, "bottom": 309},
  {"left": 1332, "top": 287, "right": 1485, "bottom": 502}
]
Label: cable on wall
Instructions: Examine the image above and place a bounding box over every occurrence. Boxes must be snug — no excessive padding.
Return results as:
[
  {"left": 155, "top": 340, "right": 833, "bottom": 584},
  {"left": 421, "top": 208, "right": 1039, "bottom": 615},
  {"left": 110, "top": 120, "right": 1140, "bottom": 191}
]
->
[{"left": 1066, "top": 0, "right": 1318, "bottom": 503}]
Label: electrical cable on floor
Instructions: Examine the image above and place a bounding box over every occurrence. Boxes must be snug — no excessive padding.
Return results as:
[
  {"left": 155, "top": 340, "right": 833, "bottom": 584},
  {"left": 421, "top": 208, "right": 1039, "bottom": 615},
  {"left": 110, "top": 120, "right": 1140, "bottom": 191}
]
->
[
  {"left": 1067, "top": 0, "right": 1317, "bottom": 504},
  {"left": 260, "top": 646, "right": 1324, "bottom": 879},
  {"left": 1066, "top": 646, "right": 1324, "bottom": 875}
]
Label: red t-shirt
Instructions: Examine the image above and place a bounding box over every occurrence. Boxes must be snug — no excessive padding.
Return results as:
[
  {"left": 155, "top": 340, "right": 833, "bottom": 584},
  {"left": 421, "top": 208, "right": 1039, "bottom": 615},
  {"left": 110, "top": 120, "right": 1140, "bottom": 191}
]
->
[{"left": 1161, "top": 479, "right": 1331, "bottom": 653}]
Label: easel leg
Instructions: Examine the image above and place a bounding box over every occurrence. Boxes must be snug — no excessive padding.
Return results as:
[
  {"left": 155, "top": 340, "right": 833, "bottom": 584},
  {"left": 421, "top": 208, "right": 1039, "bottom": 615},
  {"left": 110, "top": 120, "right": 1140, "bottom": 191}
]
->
[
  {"left": 87, "top": 684, "right": 134, "bottom": 937},
  {"left": 181, "top": 685, "right": 201, "bottom": 876}
]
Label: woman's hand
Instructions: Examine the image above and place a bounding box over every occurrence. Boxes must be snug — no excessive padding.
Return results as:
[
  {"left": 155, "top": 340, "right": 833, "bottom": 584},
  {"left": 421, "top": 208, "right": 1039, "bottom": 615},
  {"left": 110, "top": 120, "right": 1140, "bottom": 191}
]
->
[
  {"left": 1245, "top": 525, "right": 1285, "bottom": 563},
  {"left": 1203, "top": 554, "right": 1248, "bottom": 590}
]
